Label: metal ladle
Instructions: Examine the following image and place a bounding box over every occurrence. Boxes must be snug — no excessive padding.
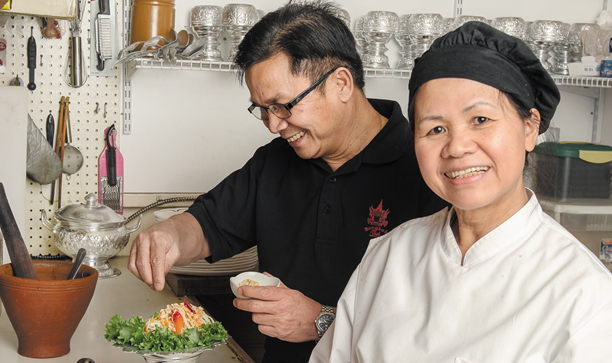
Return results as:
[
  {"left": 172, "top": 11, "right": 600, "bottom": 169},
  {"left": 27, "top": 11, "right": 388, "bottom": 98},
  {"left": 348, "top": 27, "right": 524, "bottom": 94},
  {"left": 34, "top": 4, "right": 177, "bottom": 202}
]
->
[{"left": 62, "top": 111, "right": 84, "bottom": 175}]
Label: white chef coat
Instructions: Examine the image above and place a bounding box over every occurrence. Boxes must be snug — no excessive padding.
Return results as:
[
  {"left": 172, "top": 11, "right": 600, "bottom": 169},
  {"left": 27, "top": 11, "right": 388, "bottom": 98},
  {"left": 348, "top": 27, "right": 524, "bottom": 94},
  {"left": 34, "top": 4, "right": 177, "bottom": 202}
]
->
[{"left": 310, "top": 192, "right": 612, "bottom": 363}]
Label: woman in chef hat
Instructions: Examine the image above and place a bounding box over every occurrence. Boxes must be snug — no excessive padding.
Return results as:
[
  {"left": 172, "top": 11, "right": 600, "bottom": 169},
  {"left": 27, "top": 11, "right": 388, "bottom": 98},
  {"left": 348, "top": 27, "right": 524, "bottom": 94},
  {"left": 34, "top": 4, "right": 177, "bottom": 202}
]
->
[{"left": 309, "top": 21, "right": 612, "bottom": 363}]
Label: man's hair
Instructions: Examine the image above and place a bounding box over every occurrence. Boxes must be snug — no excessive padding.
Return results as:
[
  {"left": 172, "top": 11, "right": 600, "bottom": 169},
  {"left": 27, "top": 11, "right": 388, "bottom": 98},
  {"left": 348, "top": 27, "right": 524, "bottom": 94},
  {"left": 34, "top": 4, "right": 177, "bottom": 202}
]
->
[{"left": 234, "top": 0, "right": 365, "bottom": 92}]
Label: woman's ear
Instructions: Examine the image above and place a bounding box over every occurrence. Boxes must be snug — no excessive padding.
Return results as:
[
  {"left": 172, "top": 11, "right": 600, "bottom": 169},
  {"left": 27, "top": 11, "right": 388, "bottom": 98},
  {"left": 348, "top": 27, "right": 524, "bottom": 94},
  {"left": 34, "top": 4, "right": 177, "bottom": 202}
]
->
[
  {"left": 525, "top": 108, "right": 541, "bottom": 152},
  {"left": 334, "top": 67, "right": 354, "bottom": 103}
]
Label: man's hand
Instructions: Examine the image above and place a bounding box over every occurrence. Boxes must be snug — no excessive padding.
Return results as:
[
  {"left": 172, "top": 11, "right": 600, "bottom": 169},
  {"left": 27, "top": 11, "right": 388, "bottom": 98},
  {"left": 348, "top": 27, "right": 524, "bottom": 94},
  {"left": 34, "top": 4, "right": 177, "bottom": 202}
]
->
[
  {"left": 233, "top": 273, "right": 323, "bottom": 342},
  {"left": 128, "top": 213, "right": 208, "bottom": 291}
]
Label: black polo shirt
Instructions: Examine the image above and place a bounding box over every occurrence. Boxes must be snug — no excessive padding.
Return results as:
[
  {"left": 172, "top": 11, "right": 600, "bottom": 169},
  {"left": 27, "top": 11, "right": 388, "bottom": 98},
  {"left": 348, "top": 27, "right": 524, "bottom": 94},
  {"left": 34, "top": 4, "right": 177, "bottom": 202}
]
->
[{"left": 187, "top": 98, "right": 449, "bottom": 363}]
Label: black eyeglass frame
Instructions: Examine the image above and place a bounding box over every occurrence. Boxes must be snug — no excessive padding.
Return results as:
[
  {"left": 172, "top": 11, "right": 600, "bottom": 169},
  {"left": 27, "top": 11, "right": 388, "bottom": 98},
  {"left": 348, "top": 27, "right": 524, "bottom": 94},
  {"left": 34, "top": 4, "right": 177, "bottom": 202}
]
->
[{"left": 248, "top": 67, "right": 340, "bottom": 120}]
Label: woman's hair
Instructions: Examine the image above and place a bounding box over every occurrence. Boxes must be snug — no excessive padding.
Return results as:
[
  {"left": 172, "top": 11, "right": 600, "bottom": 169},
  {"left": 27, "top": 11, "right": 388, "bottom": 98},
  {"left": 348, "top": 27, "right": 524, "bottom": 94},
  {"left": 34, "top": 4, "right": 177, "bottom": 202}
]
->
[{"left": 233, "top": 0, "right": 365, "bottom": 92}]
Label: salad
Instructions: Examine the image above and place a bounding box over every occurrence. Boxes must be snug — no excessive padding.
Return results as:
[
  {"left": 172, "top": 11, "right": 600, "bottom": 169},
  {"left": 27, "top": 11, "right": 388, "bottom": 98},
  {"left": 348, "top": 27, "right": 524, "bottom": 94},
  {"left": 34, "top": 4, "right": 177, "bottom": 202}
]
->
[{"left": 104, "top": 300, "right": 228, "bottom": 353}]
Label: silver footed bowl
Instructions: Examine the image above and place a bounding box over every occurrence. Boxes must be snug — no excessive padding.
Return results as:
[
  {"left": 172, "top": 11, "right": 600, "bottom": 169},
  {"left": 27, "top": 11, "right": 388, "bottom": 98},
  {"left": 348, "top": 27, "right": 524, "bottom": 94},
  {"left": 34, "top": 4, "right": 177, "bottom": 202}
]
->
[
  {"left": 453, "top": 15, "right": 488, "bottom": 29},
  {"left": 222, "top": 3, "right": 259, "bottom": 27},
  {"left": 365, "top": 10, "right": 399, "bottom": 33},
  {"left": 528, "top": 20, "right": 565, "bottom": 42},
  {"left": 407, "top": 13, "right": 444, "bottom": 36},
  {"left": 492, "top": 17, "right": 527, "bottom": 40},
  {"left": 190, "top": 5, "right": 222, "bottom": 27}
]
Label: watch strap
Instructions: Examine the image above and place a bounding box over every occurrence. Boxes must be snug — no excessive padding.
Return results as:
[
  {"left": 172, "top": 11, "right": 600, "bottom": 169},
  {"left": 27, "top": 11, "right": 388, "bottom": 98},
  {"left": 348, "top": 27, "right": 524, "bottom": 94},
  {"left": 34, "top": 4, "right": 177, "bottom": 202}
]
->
[{"left": 315, "top": 305, "right": 335, "bottom": 340}]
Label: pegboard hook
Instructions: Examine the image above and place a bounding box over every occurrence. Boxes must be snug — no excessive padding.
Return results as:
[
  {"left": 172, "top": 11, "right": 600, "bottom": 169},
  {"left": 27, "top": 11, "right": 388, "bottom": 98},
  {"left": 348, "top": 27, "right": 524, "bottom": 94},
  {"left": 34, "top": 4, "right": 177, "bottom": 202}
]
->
[
  {"left": 103, "top": 102, "right": 107, "bottom": 118},
  {"left": 94, "top": 102, "right": 99, "bottom": 114}
]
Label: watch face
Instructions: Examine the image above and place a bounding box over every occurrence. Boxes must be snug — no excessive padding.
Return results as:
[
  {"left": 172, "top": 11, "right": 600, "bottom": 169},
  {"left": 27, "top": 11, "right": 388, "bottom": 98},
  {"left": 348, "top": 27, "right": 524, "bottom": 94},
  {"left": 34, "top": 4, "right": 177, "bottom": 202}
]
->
[{"left": 316, "top": 313, "right": 335, "bottom": 331}]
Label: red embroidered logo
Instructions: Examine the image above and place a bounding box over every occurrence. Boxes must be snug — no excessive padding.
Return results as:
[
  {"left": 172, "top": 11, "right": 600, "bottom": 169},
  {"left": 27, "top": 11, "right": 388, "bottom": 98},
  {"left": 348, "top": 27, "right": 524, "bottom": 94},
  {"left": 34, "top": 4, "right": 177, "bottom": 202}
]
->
[{"left": 365, "top": 200, "right": 390, "bottom": 238}]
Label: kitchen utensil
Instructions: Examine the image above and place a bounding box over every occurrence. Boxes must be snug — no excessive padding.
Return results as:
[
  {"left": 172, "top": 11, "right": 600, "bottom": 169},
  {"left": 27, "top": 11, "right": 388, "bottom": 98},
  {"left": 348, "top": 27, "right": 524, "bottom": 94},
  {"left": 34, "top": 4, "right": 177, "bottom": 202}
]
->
[
  {"left": 0, "top": 183, "right": 39, "bottom": 280},
  {"left": 115, "top": 35, "right": 168, "bottom": 65},
  {"left": 50, "top": 96, "right": 67, "bottom": 205},
  {"left": 26, "top": 114, "right": 62, "bottom": 184},
  {"left": 40, "top": 193, "right": 142, "bottom": 279},
  {"left": 26, "top": 26, "right": 36, "bottom": 91},
  {"left": 95, "top": 0, "right": 111, "bottom": 70},
  {"left": 0, "top": 261, "right": 97, "bottom": 358},
  {"left": 65, "top": 0, "right": 88, "bottom": 88},
  {"left": 45, "top": 111, "right": 54, "bottom": 145},
  {"left": 67, "top": 248, "right": 86, "bottom": 280},
  {"left": 98, "top": 125, "right": 124, "bottom": 214},
  {"left": 156, "top": 28, "right": 179, "bottom": 61},
  {"left": 57, "top": 97, "right": 69, "bottom": 207},
  {"left": 62, "top": 107, "right": 84, "bottom": 175}
]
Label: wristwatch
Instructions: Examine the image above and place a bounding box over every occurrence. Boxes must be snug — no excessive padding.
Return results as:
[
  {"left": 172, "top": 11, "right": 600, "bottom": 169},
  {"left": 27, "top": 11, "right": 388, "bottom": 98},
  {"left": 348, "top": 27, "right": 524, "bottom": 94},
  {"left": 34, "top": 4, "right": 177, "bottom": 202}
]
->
[{"left": 314, "top": 305, "right": 335, "bottom": 340}]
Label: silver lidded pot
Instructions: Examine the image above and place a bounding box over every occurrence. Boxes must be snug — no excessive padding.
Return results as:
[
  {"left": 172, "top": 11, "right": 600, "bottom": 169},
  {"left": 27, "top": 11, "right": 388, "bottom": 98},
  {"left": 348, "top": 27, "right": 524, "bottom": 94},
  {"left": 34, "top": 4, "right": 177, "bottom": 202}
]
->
[{"left": 41, "top": 193, "right": 142, "bottom": 279}]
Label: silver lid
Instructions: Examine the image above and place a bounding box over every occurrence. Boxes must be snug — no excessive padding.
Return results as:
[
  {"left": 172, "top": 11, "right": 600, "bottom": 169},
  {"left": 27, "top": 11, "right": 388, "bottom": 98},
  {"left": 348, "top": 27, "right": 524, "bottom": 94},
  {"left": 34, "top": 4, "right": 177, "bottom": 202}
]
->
[{"left": 55, "top": 193, "right": 124, "bottom": 224}]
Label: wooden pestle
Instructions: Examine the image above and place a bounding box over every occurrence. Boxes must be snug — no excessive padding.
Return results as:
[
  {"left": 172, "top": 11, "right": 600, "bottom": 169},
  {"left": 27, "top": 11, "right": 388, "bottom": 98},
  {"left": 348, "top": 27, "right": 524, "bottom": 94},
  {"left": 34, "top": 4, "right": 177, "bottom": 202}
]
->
[{"left": 0, "top": 182, "right": 39, "bottom": 279}]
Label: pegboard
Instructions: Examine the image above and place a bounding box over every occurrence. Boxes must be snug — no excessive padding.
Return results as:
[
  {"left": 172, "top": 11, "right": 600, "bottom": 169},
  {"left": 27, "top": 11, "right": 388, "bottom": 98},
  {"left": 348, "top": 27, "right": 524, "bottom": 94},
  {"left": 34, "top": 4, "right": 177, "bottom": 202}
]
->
[{"left": 0, "top": 3, "right": 123, "bottom": 257}]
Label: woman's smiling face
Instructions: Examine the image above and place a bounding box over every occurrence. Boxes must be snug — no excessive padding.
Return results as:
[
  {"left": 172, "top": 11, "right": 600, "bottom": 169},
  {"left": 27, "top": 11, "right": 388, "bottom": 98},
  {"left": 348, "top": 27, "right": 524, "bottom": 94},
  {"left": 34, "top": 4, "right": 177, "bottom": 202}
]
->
[{"left": 413, "top": 78, "right": 540, "bottom": 213}]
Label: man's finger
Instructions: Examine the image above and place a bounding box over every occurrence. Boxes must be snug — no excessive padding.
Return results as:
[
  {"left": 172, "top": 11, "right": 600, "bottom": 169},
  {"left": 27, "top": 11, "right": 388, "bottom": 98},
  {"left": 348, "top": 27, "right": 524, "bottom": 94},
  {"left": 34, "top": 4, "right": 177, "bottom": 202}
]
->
[
  {"left": 238, "top": 285, "right": 284, "bottom": 301},
  {"left": 149, "top": 237, "right": 169, "bottom": 291},
  {"left": 134, "top": 236, "right": 154, "bottom": 287}
]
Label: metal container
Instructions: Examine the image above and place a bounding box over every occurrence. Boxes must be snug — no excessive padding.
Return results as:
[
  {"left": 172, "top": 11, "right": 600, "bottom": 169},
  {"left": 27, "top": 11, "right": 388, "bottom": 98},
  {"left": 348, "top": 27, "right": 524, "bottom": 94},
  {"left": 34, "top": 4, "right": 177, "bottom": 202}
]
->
[{"left": 41, "top": 193, "right": 141, "bottom": 279}]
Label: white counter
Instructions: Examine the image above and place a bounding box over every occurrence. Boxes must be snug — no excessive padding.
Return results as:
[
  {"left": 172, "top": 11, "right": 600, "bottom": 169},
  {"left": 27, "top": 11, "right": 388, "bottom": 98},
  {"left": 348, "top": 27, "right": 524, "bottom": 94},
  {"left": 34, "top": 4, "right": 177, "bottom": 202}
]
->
[{"left": 0, "top": 257, "right": 251, "bottom": 363}]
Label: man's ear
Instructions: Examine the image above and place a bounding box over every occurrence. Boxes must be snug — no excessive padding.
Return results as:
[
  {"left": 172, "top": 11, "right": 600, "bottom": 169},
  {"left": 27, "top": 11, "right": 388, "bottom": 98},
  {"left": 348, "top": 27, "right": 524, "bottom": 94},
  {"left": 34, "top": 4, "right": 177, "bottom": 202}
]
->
[{"left": 334, "top": 67, "right": 354, "bottom": 103}]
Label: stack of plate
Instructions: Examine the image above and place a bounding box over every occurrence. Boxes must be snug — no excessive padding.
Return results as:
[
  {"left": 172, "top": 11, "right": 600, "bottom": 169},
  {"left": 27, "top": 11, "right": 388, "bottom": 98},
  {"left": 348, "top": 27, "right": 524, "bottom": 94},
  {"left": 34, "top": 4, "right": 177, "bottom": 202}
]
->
[
  {"left": 154, "top": 208, "right": 259, "bottom": 276},
  {"left": 169, "top": 246, "right": 258, "bottom": 276}
]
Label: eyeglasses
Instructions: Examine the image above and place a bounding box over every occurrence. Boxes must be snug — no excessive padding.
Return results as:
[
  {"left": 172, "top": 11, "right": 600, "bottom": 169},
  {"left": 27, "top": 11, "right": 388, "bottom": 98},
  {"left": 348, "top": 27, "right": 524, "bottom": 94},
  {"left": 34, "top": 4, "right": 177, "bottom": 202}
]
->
[{"left": 248, "top": 67, "right": 339, "bottom": 121}]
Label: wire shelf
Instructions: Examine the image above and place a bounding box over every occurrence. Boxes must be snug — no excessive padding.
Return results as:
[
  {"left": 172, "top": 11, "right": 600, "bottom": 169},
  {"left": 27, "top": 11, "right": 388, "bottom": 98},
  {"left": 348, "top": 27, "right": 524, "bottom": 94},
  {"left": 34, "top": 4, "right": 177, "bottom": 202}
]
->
[
  {"left": 134, "top": 58, "right": 237, "bottom": 71},
  {"left": 130, "top": 58, "right": 612, "bottom": 88}
]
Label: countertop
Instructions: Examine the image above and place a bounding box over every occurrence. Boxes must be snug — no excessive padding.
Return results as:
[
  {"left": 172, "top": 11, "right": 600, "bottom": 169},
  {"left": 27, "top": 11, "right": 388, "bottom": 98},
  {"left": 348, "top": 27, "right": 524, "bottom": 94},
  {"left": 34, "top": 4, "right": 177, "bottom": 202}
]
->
[{"left": 0, "top": 257, "right": 252, "bottom": 363}]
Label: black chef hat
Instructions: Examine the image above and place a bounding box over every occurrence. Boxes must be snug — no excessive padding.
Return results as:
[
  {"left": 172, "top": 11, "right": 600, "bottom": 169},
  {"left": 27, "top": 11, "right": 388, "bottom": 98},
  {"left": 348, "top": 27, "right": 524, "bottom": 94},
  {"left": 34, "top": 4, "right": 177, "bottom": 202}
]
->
[{"left": 408, "top": 21, "right": 560, "bottom": 134}]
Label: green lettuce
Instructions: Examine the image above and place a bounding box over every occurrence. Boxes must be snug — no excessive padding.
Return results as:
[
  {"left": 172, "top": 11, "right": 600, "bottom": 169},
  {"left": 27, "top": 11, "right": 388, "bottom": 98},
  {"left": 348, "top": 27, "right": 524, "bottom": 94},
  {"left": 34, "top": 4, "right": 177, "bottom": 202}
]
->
[{"left": 104, "top": 314, "right": 228, "bottom": 353}]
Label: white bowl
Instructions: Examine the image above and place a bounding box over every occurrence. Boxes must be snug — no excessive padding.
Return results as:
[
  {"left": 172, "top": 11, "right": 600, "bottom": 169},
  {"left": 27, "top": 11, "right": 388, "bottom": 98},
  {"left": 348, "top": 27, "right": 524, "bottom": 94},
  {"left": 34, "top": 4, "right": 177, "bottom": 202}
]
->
[{"left": 230, "top": 271, "right": 281, "bottom": 299}]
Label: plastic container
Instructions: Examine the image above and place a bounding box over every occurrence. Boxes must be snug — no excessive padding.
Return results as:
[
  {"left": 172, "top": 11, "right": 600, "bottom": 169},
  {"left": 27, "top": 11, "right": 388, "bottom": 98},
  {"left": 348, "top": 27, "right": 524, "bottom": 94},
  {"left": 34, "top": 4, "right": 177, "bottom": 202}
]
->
[
  {"left": 129, "top": 0, "right": 175, "bottom": 45},
  {"left": 532, "top": 142, "right": 612, "bottom": 202}
]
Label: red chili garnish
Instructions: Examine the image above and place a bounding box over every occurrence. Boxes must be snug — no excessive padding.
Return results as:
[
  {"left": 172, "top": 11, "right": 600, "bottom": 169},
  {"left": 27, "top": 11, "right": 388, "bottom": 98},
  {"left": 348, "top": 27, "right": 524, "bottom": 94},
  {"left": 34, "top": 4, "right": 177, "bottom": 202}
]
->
[
  {"left": 172, "top": 311, "right": 184, "bottom": 334},
  {"left": 184, "top": 299, "right": 196, "bottom": 314}
]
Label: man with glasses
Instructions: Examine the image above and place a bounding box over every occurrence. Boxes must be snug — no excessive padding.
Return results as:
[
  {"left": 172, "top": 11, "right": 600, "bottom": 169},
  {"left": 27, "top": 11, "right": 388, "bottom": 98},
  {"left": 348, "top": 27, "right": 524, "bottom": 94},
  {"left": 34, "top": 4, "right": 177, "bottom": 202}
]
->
[{"left": 128, "top": 1, "right": 448, "bottom": 362}]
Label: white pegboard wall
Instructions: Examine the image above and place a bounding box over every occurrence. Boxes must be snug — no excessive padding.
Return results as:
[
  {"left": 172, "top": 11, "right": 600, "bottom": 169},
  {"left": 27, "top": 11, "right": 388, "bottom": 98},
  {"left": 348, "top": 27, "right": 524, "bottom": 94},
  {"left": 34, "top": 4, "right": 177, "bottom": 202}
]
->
[{"left": 0, "top": 6, "right": 123, "bottom": 256}]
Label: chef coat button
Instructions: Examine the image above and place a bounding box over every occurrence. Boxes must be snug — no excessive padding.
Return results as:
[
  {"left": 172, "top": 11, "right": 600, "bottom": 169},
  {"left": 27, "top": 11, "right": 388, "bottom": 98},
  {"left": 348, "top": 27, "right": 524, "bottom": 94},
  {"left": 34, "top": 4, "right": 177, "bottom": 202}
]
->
[
  {"left": 324, "top": 206, "right": 332, "bottom": 214},
  {"left": 329, "top": 177, "right": 337, "bottom": 183}
]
